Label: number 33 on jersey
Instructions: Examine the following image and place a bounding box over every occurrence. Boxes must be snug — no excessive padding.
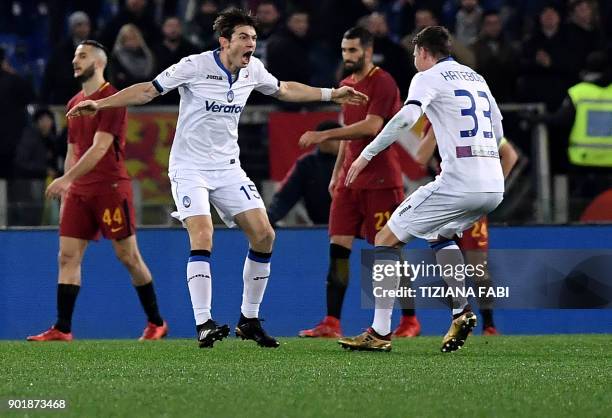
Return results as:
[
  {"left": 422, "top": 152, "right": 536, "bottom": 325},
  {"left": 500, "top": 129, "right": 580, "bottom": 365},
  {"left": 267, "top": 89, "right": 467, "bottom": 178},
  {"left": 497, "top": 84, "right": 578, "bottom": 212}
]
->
[{"left": 406, "top": 56, "right": 505, "bottom": 193}]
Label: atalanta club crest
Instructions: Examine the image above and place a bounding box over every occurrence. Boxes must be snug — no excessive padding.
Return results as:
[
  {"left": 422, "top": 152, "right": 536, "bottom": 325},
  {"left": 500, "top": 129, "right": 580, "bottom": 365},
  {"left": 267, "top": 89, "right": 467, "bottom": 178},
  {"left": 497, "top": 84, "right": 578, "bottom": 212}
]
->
[
  {"left": 183, "top": 196, "right": 191, "bottom": 208},
  {"left": 227, "top": 90, "right": 234, "bottom": 103}
]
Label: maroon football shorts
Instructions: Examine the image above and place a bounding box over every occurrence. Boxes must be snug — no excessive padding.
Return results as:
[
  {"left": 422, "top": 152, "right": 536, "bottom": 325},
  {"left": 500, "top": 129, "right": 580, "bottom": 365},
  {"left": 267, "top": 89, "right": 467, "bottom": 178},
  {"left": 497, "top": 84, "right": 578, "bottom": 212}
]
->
[
  {"left": 59, "top": 181, "right": 136, "bottom": 241},
  {"left": 329, "top": 186, "right": 404, "bottom": 245},
  {"left": 458, "top": 216, "right": 489, "bottom": 251}
]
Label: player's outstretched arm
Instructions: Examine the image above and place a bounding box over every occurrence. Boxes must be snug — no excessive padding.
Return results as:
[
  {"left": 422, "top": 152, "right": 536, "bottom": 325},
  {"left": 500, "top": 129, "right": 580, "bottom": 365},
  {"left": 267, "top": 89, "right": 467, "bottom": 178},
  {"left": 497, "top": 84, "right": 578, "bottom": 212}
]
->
[
  {"left": 345, "top": 104, "right": 422, "bottom": 186},
  {"left": 66, "top": 82, "right": 160, "bottom": 117},
  {"left": 298, "top": 115, "right": 383, "bottom": 148},
  {"left": 274, "top": 82, "right": 368, "bottom": 105}
]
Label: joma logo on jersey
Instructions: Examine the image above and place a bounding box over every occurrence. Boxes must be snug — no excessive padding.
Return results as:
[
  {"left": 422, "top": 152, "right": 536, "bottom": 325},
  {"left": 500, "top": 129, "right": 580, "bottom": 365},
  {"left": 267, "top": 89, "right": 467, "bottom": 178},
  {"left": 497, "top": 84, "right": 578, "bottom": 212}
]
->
[
  {"left": 205, "top": 100, "right": 243, "bottom": 113},
  {"left": 206, "top": 74, "right": 222, "bottom": 80},
  {"left": 398, "top": 204, "right": 411, "bottom": 216}
]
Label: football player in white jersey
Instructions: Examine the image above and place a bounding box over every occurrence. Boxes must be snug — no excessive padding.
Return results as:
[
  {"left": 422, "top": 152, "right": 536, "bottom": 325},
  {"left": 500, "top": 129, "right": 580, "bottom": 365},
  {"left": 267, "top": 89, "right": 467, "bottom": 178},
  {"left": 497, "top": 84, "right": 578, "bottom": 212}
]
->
[
  {"left": 339, "top": 26, "right": 505, "bottom": 353},
  {"left": 67, "top": 8, "right": 367, "bottom": 349}
]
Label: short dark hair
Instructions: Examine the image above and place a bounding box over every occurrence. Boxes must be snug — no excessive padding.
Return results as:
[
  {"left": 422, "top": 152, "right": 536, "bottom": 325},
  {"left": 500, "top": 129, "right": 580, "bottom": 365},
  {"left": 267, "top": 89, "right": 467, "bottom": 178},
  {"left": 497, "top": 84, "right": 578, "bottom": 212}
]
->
[
  {"left": 78, "top": 39, "right": 108, "bottom": 56},
  {"left": 287, "top": 8, "right": 309, "bottom": 18},
  {"left": 342, "top": 26, "right": 373, "bottom": 48},
  {"left": 540, "top": 4, "right": 561, "bottom": 14},
  {"left": 213, "top": 7, "right": 257, "bottom": 39},
  {"left": 163, "top": 15, "right": 181, "bottom": 24},
  {"left": 482, "top": 10, "right": 501, "bottom": 19},
  {"left": 33, "top": 108, "right": 54, "bottom": 122},
  {"left": 412, "top": 26, "right": 451, "bottom": 58},
  {"left": 258, "top": 0, "right": 278, "bottom": 8},
  {"left": 568, "top": 0, "right": 589, "bottom": 13}
]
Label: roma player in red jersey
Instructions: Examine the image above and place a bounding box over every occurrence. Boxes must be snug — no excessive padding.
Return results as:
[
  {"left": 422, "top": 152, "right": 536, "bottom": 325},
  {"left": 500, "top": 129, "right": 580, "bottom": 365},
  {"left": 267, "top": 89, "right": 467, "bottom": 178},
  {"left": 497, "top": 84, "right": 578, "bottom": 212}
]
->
[
  {"left": 298, "top": 27, "right": 420, "bottom": 338},
  {"left": 27, "top": 40, "right": 167, "bottom": 342}
]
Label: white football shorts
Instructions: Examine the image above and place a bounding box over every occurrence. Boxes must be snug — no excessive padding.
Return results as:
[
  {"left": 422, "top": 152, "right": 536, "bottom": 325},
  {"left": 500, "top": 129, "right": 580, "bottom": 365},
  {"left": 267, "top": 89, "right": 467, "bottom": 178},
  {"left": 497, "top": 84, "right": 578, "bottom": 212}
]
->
[
  {"left": 169, "top": 167, "right": 265, "bottom": 227},
  {"left": 387, "top": 181, "right": 503, "bottom": 242}
]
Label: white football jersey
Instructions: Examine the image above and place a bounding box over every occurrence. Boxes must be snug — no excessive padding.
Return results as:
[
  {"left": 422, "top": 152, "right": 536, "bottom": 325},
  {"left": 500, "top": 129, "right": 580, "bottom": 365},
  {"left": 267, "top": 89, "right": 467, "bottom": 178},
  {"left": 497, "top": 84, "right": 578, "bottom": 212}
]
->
[
  {"left": 407, "top": 57, "right": 504, "bottom": 192},
  {"left": 153, "top": 50, "right": 280, "bottom": 171}
]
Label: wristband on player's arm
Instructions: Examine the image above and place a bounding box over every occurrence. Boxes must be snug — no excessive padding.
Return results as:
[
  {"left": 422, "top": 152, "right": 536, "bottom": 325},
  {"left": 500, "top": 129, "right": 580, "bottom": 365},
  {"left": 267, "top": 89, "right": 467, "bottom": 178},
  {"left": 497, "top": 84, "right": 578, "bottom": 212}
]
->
[{"left": 321, "top": 88, "right": 334, "bottom": 101}]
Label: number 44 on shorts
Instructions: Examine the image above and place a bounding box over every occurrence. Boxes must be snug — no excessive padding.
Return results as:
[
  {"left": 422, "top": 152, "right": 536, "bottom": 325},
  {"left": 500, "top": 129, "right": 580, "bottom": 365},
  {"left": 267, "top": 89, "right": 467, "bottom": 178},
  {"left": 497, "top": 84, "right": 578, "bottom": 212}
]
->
[{"left": 102, "top": 207, "right": 123, "bottom": 225}]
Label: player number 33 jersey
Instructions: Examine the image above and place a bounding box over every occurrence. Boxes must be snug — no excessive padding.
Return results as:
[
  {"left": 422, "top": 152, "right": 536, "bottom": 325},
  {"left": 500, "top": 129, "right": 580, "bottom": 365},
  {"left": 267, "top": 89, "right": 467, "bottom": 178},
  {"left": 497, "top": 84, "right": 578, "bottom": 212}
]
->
[{"left": 407, "top": 57, "right": 504, "bottom": 192}]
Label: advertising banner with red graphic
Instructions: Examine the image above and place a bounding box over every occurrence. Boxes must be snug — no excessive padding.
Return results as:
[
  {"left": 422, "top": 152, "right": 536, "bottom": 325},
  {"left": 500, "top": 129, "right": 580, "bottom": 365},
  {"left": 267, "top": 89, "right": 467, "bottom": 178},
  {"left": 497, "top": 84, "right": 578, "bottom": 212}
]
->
[{"left": 124, "top": 110, "right": 178, "bottom": 205}]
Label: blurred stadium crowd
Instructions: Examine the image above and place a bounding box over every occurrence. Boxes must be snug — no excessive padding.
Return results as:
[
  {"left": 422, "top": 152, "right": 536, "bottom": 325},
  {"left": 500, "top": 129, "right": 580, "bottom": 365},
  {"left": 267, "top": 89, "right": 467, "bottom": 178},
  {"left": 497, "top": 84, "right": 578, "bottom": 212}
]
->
[{"left": 0, "top": 0, "right": 611, "bottom": 224}]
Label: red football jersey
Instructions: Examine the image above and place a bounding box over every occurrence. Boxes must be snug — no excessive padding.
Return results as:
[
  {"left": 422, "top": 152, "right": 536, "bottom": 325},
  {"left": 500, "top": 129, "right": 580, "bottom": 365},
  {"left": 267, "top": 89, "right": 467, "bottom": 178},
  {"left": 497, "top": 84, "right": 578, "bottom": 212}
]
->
[
  {"left": 337, "top": 67, "right": 403, "bottom": 190},
  {"left": 66, "top": 82, "right": 130, "bottom": 195}
]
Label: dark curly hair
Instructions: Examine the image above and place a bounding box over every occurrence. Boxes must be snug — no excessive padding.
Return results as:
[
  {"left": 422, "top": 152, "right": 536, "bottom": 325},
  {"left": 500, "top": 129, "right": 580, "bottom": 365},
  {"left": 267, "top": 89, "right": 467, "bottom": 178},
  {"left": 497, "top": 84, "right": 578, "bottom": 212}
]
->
[{"left": 213, "top": 7, "right": 257, "bottom": 40}]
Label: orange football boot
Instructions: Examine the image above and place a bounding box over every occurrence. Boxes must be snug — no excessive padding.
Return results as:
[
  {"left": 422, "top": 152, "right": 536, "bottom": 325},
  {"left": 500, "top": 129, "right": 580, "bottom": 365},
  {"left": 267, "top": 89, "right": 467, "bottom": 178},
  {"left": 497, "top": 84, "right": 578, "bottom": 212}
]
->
[
  {"left": 482, "top": 326, "right": 500, "bottom": 336},
  {"left": 299, "top": 316, "right": 342, "bottom": 338},
  {"left": 27, "top": 326, "right": 73, "bottom": 342},
  {"left": 139, "top": 321, "right": 169, "bottom": 341},
  {"left": 393, "top": 315, "right": 421, "bottom": 337}
]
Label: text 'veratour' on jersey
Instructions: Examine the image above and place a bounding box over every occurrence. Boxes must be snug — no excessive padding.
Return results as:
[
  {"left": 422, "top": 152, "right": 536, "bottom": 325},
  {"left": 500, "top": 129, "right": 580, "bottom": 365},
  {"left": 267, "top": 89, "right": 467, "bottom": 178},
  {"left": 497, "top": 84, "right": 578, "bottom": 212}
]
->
[
  {"left": 406, "top": 57, "right": 504, "bottom": 192},
  {"left": 153, "top": 50, "right": 280, "bottom": 171}
]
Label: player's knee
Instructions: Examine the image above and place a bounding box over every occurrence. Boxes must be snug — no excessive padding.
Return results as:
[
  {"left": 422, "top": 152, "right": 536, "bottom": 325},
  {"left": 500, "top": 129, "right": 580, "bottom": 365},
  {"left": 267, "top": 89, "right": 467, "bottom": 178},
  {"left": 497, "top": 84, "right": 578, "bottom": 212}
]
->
[
  {"left": 189, "top": 229, "right": 213, "bottom": 250},
  {"left": 251, "top": 225, "right": 275, "bottom": 248},
  {"left": 115, "top": 248, "right": 140, "bottom": 269},
  {"left": 261, "top": 225, "right": 275, "bottom": 245},
  {"left": 57, "top": 249, "right": 81, "bottom": 269}
]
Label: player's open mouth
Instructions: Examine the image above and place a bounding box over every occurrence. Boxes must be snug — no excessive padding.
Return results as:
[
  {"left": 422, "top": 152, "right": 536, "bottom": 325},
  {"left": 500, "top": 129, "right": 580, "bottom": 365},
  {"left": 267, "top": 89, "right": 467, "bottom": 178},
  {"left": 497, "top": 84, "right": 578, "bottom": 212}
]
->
[{"left": 242, "top": 51, "right": 253, "bottom": 64}]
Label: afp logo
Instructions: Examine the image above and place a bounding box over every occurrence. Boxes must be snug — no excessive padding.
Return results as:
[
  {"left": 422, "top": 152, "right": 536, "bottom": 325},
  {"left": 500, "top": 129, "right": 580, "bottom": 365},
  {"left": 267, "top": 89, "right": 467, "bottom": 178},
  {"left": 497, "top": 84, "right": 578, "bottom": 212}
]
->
[{"left": 183, "top": 196, "right": 191, "bottom": 208}]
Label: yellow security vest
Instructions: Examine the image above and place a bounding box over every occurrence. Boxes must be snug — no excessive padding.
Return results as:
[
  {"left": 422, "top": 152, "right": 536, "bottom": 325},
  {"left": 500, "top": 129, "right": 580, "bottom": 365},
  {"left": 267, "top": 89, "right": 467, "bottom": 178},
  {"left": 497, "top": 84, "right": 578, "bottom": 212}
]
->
[{"left": 567, "top": 82, "right": 612, "bottom": 167}]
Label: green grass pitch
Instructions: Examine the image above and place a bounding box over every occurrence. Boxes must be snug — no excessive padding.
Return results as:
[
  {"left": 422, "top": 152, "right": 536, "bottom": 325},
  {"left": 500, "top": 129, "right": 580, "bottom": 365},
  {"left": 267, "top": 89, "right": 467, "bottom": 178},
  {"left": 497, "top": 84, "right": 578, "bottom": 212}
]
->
[{"left": 2, "top": 335, "right": 611, "bottom": 417}]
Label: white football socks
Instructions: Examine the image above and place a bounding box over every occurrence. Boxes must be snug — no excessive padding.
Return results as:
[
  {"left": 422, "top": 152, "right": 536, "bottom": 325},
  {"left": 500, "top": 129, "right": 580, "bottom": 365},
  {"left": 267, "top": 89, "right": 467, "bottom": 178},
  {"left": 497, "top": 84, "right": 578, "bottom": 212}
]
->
[
  {"left": 241, "top": 250, "right": 271, "bottom": 319},
  {"left": 187, "top": 252, "right": 212, "bottom": 325},
  {"left": 432, "top": 242, "right": 468, "bottom": 315},
  {"left": 371, "top": 247, "right": 401, "bottom": 336}
]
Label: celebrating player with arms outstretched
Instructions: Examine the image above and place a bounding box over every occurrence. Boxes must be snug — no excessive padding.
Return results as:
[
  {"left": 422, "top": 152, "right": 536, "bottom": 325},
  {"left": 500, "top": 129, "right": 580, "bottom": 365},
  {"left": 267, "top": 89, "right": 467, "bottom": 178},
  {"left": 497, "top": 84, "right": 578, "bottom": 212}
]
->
[
  {"left": 28, "top": 40, "right": 168, "bottom": 342},
  {"left": 340, "top": 26, "right": 505, "bottom": 353},
  {"left": 67, "top": 9, "right": 367, "bottom": 348}
]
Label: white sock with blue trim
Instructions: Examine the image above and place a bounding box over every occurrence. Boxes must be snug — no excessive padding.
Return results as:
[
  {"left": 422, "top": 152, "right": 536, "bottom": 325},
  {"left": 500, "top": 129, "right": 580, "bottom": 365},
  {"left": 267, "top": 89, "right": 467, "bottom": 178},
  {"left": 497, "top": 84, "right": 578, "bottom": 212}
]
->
[
  {"left": 187, "top": 250, "right": 212, "bottom": 325},
  {"left": 241, "top": 249, "right": 271, "bottom": 318},
  {"left": 371, "top": 246, "right": 401, "bottom": 336},
  {"left": 431, "top": 240, "right": 468, "bottom": 315}
]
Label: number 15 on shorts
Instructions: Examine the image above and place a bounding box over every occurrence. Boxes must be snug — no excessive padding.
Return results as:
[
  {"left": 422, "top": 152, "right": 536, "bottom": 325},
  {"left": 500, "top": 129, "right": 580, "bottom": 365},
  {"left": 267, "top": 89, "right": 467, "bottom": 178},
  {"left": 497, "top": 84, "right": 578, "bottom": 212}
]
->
[{"left": 240, "top": 184, "right": 260, "bottom": 200}]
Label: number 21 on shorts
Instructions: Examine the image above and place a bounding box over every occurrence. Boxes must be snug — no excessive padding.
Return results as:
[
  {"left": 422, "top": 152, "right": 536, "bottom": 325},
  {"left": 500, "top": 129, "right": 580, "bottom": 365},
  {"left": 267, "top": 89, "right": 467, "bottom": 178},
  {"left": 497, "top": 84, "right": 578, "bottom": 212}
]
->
[{"left": 374, "top": 211, "right": 391, "bottom": 231}]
